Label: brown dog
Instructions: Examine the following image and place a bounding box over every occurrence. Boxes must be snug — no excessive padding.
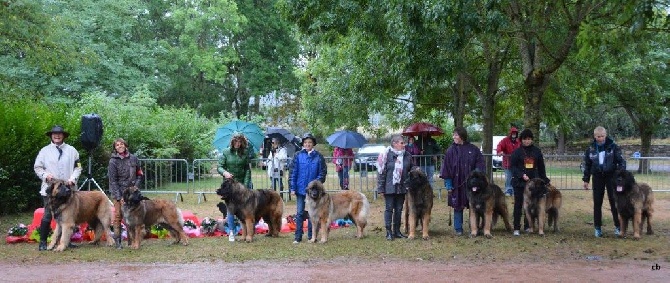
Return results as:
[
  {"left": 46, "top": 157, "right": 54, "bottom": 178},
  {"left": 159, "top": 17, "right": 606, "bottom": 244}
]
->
[
  {"left": 122, "top": 186, "right": 189, "bottom": 249},
  {"left": 403, "top": 167, "right": 433, "bottom": 240},
  {"left": 614, "top": 170, "right": 654, "bottom": 239},
  {"left": 306, "top": 180, "right": 369, "bottom": 243},
  {"left": 524, "top": 178, "right": 562, "bottom": 236},
  {"left": 216, "top": 179, "right": 284, "bottom": 242},
  {"left": 47, "top": 180, "right": 114, "bottom": 251},
  {"left": 465, "top": 171, "right": 512, "bottom": 238}
]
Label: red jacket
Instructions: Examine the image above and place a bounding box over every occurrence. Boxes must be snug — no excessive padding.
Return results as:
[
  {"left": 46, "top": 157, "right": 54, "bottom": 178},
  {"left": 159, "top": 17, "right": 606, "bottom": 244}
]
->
[{"left": 496, "top": 127, "right": 520, "bottom": 169}]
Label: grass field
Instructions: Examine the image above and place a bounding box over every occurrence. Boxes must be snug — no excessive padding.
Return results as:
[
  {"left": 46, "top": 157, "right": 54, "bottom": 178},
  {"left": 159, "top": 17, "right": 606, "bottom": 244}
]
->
[{"left": 1, "top": 189, "right": 668, "bottom": 265}]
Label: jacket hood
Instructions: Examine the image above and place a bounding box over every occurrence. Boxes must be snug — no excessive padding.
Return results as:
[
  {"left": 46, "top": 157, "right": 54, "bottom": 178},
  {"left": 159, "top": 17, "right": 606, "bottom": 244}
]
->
[{"left": 509, "top": 127, "right": 519, "bottom": 136}]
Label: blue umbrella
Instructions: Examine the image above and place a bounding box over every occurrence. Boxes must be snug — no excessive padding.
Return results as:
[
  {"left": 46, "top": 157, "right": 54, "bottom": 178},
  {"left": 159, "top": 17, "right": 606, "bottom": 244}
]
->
[
  {"left": 213, "top": 121, "right": 264, "bottom": 152},
  {"left": 326, "top": 130, "right": 368, "bottom": 149}
]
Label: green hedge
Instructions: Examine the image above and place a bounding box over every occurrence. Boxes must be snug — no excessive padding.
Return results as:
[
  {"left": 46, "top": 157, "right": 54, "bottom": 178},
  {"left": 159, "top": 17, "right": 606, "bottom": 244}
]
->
[{"left": 0, "top": 92, "right": 217, "bottom": 215}]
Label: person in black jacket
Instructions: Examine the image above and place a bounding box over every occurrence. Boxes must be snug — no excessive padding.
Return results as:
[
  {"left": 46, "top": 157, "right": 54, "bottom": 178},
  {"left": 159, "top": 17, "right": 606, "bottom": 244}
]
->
[
  {"left": 509, "top": 129, "right": 550, "bottom": 236},
  {"left": 582, "top": 126, "right": 626, "bottom": 237}
]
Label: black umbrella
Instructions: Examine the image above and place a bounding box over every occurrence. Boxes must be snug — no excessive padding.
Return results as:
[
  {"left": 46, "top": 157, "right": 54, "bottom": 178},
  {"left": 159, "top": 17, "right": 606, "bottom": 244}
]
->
[{"left": 265, "top": 127, "right": 295, "bottom": 144}]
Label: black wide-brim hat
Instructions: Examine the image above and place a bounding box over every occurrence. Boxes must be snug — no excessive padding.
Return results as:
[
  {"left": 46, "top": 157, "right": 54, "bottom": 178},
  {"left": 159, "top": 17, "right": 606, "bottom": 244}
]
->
[{"left": 45, "top": 125, "right": 70, "bottom": 138}]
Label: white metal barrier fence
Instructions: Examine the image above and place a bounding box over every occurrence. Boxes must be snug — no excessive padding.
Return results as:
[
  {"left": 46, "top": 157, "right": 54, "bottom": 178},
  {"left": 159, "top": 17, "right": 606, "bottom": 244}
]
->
[{"left": 134, "top": 156, "right": 670, "bottom": 202}]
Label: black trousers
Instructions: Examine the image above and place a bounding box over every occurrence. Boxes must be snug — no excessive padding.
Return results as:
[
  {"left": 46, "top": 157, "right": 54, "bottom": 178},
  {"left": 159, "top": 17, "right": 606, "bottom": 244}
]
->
[{"left": 592, "top": 173, "right": 619, "bottom": 228}]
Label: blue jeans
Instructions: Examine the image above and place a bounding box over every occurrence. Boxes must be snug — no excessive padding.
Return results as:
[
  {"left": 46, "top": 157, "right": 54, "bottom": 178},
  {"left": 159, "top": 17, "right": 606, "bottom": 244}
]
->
[
  {"left": 337, "top": 166, "right": 350, "bottom": 189},
  {"left": 419, "top": 165, "right": 435, "bottom": 189},
  {"left": 294, "top": 194, "right": 312, "bottom": 242},
  {"left": 504, "top": 169, "right": 513, "bottom": 194},
  {"left": 226, "top": 210, "right": 237, "bottom": 235}
]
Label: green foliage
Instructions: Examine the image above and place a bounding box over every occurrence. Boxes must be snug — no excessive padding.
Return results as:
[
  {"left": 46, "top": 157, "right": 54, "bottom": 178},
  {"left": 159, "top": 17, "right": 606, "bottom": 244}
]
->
[{"left": 0, "top": 93, "right": 217, "bottom": 214}]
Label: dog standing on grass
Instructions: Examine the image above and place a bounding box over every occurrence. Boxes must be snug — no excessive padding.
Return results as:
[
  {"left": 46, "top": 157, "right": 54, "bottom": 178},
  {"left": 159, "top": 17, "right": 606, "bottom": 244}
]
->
[
  {"left": 614, "top": 170, "right": 654, "bottom": 239},
  {"left": 403, "top": 167, "right": 433, "bottom": 240},
  {"left": 465, "top": 171, "right": 512, "bottom": 238},
  {"left": 122, "top": 186, "right": 189, "bottom": 249},
  {"left": 523, "top": 178, "right": 562, "bottom": 236},
  {"left": 305, "top": 180, "right": 369, "bottom": 243},
  {"left": 46, "top": 180, "right": 114, "bottom": 252}
]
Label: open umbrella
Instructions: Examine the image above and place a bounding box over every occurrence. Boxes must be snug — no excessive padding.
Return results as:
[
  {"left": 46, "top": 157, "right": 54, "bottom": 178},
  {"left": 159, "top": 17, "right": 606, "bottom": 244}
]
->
[
  {"left": 326, "top": 130, "right": 368, "bottom": 149},
  {"left": 265, "top": 127, "right": 295, "bottom": 144},
  {"left": 213, "top": 120, "right": 264, "bottom": 151},
  {"left": 401, "top": 122, "right": 444, "bottom": 136}
]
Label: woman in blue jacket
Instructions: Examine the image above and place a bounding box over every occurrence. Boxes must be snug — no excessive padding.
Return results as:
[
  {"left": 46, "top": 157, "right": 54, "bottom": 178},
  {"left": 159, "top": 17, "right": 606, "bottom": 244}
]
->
[{"left": 289, "top": 133, "right": 327, "bottom": 244}]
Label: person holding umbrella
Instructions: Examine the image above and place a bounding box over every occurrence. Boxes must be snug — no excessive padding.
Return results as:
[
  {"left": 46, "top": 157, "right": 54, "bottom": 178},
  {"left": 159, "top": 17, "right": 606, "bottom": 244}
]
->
[
  {"left": 265, "top": 137, "right": 287, "bottom": 192},
  {"left": 217, "top": 132, "right": 253, "bottom": 242},
  {"left": 439, "top": 127, "right": 485, "bottom": 236},
  {"left": 332, "top": 146, "right": 354, "bottom": 190}
]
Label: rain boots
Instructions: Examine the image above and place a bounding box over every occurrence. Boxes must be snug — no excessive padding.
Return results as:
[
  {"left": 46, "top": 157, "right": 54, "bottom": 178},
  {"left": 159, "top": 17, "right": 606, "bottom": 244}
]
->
[
  {"left": 385, "top": 225, "right": 393, "bottom": 241},
  {"left": 38, "top": 221, "right": 50, "bottom": 251}
]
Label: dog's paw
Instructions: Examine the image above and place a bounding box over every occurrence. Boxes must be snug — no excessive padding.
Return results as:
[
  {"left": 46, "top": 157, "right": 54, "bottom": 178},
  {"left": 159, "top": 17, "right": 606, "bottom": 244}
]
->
[
  {"left": 422, "top": 236, "right": 430, "bottom": 241},
  {"left": 485, "top": 233, "right": 493, "bottom": 239},
  {"left": 308, "top": 239, "right": 316, "bottom": 243},
  {"left": 216, "top": 202, "right": 227, "bottom": 214}
]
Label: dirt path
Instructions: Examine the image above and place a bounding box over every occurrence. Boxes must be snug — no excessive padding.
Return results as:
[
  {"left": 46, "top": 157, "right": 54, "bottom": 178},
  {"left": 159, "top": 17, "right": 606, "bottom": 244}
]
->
[{"left": 1, "top": 259, "right": 667, "bottom": 282}]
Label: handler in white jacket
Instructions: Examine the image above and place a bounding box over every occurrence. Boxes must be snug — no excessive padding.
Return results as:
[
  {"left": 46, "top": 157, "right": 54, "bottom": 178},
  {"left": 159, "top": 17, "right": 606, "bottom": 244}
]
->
[
  {"left": 265, "top": 138, "right": 287, "bottom": 192},
  {"left": 34, "top": 125, "right": 82, "bottom": 251}
]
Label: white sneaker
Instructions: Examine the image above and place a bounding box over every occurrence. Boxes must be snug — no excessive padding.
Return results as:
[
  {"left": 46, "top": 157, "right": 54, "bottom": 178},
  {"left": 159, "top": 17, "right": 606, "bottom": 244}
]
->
[
  {"left": 228, "top": 233, "right": 235, "bottom": 242},
  {"left": 513, "top": 230, "right": 520, "bottom": 236}
]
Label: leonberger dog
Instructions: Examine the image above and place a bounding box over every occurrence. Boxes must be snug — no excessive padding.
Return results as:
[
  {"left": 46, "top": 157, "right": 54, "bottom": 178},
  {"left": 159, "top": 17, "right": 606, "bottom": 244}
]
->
[
  {"left": 122, "top": 186, "right": 189, "bottom": 249},
  {"left": 403, "top": 167, "right": 433, "bottom": 240},
  {"left": 614, "top": 170, "right": 654, "bottom": 239},
  {"left": 465, "top": 171, "right": 512, "bottom": 238},
  {"left": 523, "top": 178, "right": 562, "bottom": 236},
  {"left": 216, "top": 178, "right": 284, "bottom": 242},
  {"left": 306, "top": 180, "right": 369, "bottom": 243},
  {"left": 46, "top": 180, "right": 114, "bottom": 252}
]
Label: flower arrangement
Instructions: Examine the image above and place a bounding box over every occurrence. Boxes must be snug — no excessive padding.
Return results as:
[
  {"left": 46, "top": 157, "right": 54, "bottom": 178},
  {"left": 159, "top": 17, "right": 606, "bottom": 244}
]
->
[
  {"left": 183, "top": 219, "right": 197, "bottom": 229},
  {"left": 150, "top": 224, "right": 169, "bottom": 238},
  {"left": 6, "top": 223, "right": 31, "bottom": 244},
  {"left": 200, "top": 217, "right": 217, "bottom": 235},
  {"left": 7, "top": 223, "right": 28, "bottom": 237},
  {"left": 182, "top": 219, "right": 201, "bottom": 238}
]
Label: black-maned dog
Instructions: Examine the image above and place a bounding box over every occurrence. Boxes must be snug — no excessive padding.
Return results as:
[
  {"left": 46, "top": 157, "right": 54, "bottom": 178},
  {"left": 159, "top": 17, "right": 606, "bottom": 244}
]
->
[
  {"left": 122, "top": 186, "right": 189, "bottom": 249},
  {"left": 216, "top": 178, "right": 284, "bottom": 242},
  {"left": 614, "top": 170, "right": 654, "bottom": 239},
  {"left": 403, "top": 167, "right": 434, "bottom": 240},
  {"left": 47, "top": 180, "right": 114, "bottom": 251},
  {"left": 305, "top": 180, "right": 369, "bottom": 243},
  {"left": 465, "top": 171, "right": 512, "bottom": 238},
  {"left": 523, "top": 178, "right": 562, "bottom": 236}
]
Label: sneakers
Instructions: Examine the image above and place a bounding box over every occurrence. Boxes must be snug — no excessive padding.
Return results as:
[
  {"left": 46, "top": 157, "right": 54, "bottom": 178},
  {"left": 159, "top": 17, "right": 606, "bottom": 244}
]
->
[
  {"left": 292, "top": 240, "right": 300, "bottom": 244},
  {"left": 455, "top": 230, "right": 463, "bottom": 236},
  {"left": 594, "top": 227, "right": 603, "bottom": 238},
  {"left": 614, "top": 227, "right": 621, "bottom": 236},
  {"left": 513, "top": 230, "right": 520, "bottom": 236},
  {"left": 228, "top": 233, "right": 235, "bottom": 242},
  {"left": 524, "top": 228, "right": 531, "bottom": 233}
]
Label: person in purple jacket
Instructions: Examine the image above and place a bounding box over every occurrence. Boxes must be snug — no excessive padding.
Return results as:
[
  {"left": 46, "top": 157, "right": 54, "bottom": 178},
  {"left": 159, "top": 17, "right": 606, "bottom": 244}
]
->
[{"left": 439, "top": 127, "right": 485, "bottom": 236}]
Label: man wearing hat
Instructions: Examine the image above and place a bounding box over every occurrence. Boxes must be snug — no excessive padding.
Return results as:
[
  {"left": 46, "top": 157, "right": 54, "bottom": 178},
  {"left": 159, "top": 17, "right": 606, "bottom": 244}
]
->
[
  {"left": 34, "top": 125, "right": 82, "bottom": 251},
  {"left": 289, "top": 133, "right": 327, "bottom": 244}
]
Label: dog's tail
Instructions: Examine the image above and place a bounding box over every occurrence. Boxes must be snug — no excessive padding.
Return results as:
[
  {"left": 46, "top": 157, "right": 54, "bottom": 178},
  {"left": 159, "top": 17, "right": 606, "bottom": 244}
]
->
[
  {"left": 359, "top": 192, "right": 370, "bottom": 218},
  {"left": 176, "top": 208, "right": 185, "bottom": 227}
]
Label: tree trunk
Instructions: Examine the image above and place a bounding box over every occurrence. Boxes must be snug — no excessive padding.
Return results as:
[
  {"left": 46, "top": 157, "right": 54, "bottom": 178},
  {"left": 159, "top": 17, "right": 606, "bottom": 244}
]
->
[
  {"left": 523, "top": 73, "right": 550, "bottom": 139},
  {"left": 637, "top": 125, "right": 653, "bottom": 174},
  {"left": 556, "top": 130, "right": 566, "bottom": 155}
]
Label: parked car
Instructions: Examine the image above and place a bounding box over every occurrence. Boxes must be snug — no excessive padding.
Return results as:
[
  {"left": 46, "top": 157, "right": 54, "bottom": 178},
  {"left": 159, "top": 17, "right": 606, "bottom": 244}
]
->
[
  {"left": 353, "top": 144, "right": 387, "bottom": 172},
  {"left": 483, "top": 136, "right": 505, "bottom": 171}
]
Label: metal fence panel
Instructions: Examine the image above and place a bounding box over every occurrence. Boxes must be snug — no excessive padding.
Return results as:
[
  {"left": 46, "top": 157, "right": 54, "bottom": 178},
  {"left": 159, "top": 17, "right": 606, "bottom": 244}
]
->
[
  {"left": 138, "top": 158, "right": 189, "bottom": 202},
  {"left": 141, "top": 154, "right": 669, "bottom": 203}
]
